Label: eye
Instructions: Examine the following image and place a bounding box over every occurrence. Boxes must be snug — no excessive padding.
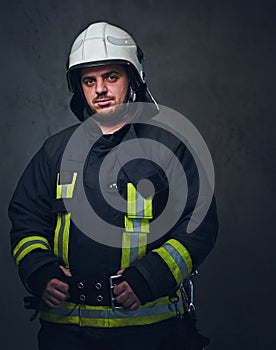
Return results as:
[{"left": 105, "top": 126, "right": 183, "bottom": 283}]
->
[
  {"left": 107, "top": 73, "right": 119, "bottom": 82},
  {"left": 82, "top": 77, "right": 95, "bottom": 86}
]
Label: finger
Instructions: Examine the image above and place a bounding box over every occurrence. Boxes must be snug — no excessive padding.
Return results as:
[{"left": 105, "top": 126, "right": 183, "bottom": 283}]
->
[
  {"left": 59, "top": 265, "right": 72, "bottom": 277},
  {"left": 42, "top": 290, "right": 63, "bottom": 305},
  {"left": 116, "top": 289, "right": 141, "bottom": 309},
  {"left": 116, "top": 269, "right": 125, "bottom": 275},
  {"left": 47, "top": 288, "right": 69, "bottom": 302},
  {"left": 129, "top": 302, "right": 141, "bottom": 311},
  {"left": 42, "top": 295, "right": 64, "bottom": 309},
  {"left": 44, "top": 282, "right": 70, "bottom": 301},
  {"left": 43, "top": 288, "right": 68, "bottom": 305},
  {"left": 115, "top": 288, "right": 134, "bottom": 305},
  {"left": 43, "top": 294, "right": 62, "bottom": 306},
  {"left": 43, "top": 286, "right": 70, "bottom": 305},
  {"left": 113, "top": 281, "right": 127, "bottom": 296},
  {"left": 55, "top": 282, "right": 70, "bottom": 294},
  {"left": 117, "top": 292, "right": 141, "bottom": 309},
  {"left": 48, "top": 279, "right": 70, "bottom": 294},
  {"left": 121, "top": 297, "right": 134, "bottom": 308}
]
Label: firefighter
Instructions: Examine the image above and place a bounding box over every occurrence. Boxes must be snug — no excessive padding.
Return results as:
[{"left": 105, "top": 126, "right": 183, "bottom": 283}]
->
[{"left": 9, "top": 22, "right": 218, "bottom": 350}]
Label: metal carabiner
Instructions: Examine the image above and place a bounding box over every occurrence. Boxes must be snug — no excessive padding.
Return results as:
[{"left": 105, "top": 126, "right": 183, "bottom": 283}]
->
[{"left": 169, "top": 294, "right": 183, "bottom": 319}]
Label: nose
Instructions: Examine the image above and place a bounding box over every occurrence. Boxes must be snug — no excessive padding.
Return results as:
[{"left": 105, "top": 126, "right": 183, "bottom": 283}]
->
[{"left": 95, "top": 78, "right": 107, "bottom": 95}]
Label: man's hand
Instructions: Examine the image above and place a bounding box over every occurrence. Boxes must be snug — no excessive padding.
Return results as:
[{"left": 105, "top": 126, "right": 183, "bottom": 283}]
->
[
  {"left": 113, "top": 269, "right": 141, "bottom": 311},
  {"left": 41, "top": 266, "right": 71, "bottom": 308}
]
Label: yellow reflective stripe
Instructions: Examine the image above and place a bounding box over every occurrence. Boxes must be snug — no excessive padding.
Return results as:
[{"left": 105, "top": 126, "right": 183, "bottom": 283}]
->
[
  {"left": 144, "top": 197, "right": 153, "bottom": 219},
  {"left": 54, "top": 213, "right": 71, "bottom": 270},
  {"left": 127, "top": 183, "right": 136, "bottom": 217},
  {"left": 54, "top": 214, "right": 62, "bottom": 257},
  {"left": 168, "top": 239, "right": 193, "bottom": 275},
  {"left": 56, "top": 173, "right": 62, "bottom": 199},
  {"left": 40, "top": 293, "right": 183, "bottom": 327},
  {"left": 138, "top": 233, "right": 147, "bottom": 259},
  {"left": 56, "top": 172, "right": 77, "bottom": 199},
  {"left": 153, "top": 239, "right": 192, "bottom": 284},
  {"left": 124, "top": 216, "right": 133, "bottom": 231},
  {"left": 13, "top": 236, "right": 50, "bottom": 266},
  {"left": 121, "top": 232, "right": 131, "bottom": 268},
  {"left": 80, "top": 312, "right": 176, "bottom": 327},
  {"left": 140, "top": 219, "right": 150, "bottom": 233}
]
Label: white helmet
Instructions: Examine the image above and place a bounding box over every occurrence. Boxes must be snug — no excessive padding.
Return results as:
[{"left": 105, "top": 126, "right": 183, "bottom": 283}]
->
[
  {"left": 67, "top": 22, "right": 145, "bottom": 89},
  {"left": 67, "top": 22, "right": 158, "bottom": 119}
]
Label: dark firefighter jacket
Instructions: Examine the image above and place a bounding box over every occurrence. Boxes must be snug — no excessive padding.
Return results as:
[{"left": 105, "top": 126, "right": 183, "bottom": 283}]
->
[{"left": 9, "top": 116, "right": 218, "bottom": 328}]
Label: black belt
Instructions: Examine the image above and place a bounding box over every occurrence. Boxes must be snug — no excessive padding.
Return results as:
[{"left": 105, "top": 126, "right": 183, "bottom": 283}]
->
[{"left": 65, "top": 275, "right": 124, "bottom": 307}]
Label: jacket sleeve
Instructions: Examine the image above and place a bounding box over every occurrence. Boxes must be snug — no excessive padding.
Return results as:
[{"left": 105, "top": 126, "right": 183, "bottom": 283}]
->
[
  {"left": 123, "top": 142, "right": 219, "bottom": 304},
  {"left": 8, "top": 144, "right": 62, "bottom": 294}
]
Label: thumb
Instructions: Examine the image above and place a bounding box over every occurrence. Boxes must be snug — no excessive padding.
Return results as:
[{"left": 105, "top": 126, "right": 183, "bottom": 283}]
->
[{"left": 59, "top": 265, "right": 72, "bottom": 277}]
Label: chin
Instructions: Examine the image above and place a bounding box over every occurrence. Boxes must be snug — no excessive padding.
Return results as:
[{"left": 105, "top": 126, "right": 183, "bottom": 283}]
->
[
  {"left": 93, "top": 104, "right": 129, "bottom": 126},
  {"left": 97, "top": 106, "right": 115, "bottom": 114}
]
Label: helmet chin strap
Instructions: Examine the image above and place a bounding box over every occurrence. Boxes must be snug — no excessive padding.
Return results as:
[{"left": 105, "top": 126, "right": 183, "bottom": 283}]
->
[{"left": 128, "top": 86, "right": 137, "bottom": 103}]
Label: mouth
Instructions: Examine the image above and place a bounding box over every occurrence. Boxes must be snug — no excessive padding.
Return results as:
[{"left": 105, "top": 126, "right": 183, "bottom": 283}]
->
[{"left": 95, "top": 99, "right": 113, "bottom": 107}]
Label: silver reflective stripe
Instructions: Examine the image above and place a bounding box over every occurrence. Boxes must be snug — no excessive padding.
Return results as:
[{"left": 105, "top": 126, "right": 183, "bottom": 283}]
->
[
  {"left": 61, "top": 185, "right": 68, "bottom": 198},
  {"left": 132, "top": 218, "right": 144, "bottom": 232},
  {"left": 163, "top": 243, "right": 189, "bottom": 278},
  {"left": 129, "top": 233, "right": 139, "bottom": 264},
  {"left": 107, "top": 35, "right": 136, "bottom": 46},
  {"left": 81, "top": 303, "right": 176, "bottom": 319},
  {"left": 135, "top": 190, "right": 146, "bottom": 218}
]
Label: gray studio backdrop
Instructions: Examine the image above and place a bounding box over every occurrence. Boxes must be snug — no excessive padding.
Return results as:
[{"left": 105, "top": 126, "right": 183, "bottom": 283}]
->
[{"left": 1, "top": 0, "right": 275, "bottom": 349}]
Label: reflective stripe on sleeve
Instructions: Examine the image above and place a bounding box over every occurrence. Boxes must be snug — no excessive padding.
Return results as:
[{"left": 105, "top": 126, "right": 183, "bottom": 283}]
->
[
  {"left": 153, "top": 239, "right": 192, "bottom": 285},
  {"left": 13, "top": 236, "right": 51, "bottom": 266}
]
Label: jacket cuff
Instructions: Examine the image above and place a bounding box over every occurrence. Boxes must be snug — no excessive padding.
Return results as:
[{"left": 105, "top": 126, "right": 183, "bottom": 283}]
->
[
  {"left": 27, "top": 262, "right": 66, "bottom": 297},
  {"left": 122, "top": 266, "right": 153, "bottom": 305}
]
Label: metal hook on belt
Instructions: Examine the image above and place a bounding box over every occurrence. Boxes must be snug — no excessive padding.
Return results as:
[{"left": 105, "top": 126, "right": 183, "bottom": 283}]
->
[{"left": 169, "top": 294, "right": 183, "bottom": 319}]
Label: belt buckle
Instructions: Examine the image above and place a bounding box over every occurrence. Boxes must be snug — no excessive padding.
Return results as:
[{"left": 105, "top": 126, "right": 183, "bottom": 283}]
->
[{"left": 109, "top": 274, "right": 124, "bottom": 309}]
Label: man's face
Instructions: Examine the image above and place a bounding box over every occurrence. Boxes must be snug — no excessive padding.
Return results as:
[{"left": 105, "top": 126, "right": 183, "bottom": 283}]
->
[{"left": 81, "top": 64, "right": 129, "bottom": 116}]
